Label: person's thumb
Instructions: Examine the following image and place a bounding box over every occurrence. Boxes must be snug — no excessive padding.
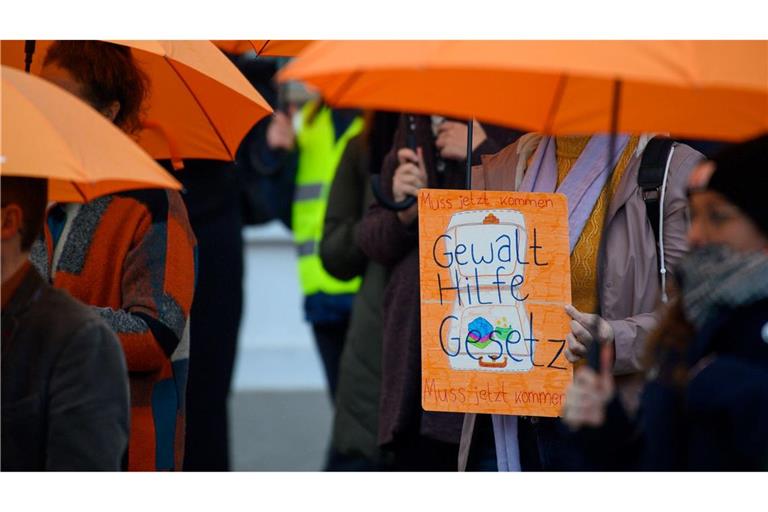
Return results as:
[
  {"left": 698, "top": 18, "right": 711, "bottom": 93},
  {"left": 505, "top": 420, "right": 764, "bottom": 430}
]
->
[
  {"left": 416, "top": 147, "right": 427, "bottom": 175},
  {"left": 398, "top": 147, "right": 417, "bottom": 165},
  {"left": 565, "top": 304, "right": 591, "bottom": 326}
]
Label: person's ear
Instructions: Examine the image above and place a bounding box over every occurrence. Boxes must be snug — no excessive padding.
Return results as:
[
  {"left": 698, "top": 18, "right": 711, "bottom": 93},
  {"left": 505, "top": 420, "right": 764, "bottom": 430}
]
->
[
  {"left": 102, "top": 101, "right": 121, "bottom": 123},
  {"left": 0, "top": 204, "right": 23, "bottom": 242}
]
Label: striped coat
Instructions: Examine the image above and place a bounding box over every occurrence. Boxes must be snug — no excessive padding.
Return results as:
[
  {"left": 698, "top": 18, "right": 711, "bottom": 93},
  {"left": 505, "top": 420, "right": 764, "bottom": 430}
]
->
[{"left": 31, "top": 189, "right": 197, "bottom": 471}]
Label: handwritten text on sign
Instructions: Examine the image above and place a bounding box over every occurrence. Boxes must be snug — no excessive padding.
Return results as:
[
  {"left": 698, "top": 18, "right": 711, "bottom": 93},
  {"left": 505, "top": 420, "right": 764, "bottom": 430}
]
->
[{"left": 419, "top": 189, "right": 572, "bottom": 416}]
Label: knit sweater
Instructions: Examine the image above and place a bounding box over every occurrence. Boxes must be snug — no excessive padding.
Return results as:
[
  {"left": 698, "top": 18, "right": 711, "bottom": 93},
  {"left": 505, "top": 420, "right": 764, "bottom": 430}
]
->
[
  {"left": 554, "top": 135, "right": 640, "bottom": 314},
  {"left": 31, "top": 189, "right": 197, "bottom": 471}
]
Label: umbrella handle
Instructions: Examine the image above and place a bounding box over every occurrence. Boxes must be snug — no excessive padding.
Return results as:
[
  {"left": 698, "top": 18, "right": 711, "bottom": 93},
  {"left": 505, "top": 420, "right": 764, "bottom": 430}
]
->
[
  {"left": 24, "top": 40, "right": 36, "bottom": 73},
  {"left": 372, "top": 118, "right": 471, "bottom": 209},
  {"left": 465, "top": 119, "right": 473, "bottom": 189},
  {"left": 370, "top": 113, "right": 418, "bottom": 211},
  {"left": 370, "top": 174, "right": 417, "bottom": 211}
]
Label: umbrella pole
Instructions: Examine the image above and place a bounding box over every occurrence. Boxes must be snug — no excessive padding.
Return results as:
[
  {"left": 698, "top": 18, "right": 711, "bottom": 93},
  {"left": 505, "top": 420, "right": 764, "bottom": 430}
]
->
[
  {"left": 24, "top": 40, "right": 36, "bottom": 73},
  {"left": 465, "top": 119, "right": 473, "bottom": 190},
  {"left": 276, "top": 57, "right": 288, "bottom": 112},
  {"left": 608, "top": 79, "right": 622, "bottom": 181},
  {"left": 277, "top": 84, "right": 286, "bottom": 113},
  {"left": 588, "top": 78, "right": 623, "bottom": 371}
]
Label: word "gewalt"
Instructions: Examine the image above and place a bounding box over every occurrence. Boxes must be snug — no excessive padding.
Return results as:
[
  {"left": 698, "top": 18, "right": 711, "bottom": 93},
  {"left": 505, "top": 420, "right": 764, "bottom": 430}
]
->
[{"left": 432, "top": 229, "right": 548, "bottom": 269}]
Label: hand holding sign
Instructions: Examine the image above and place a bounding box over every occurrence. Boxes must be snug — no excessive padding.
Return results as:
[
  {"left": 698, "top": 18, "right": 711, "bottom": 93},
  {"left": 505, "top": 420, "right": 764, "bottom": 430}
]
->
[{"left": 563, "top": 304, "right": 615, "bottom": 364}]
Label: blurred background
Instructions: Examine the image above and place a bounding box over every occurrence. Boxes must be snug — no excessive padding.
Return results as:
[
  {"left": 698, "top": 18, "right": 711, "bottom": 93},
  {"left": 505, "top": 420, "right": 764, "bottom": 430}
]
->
[{"left": 231, "top": 220, "right": 331, "bottom": 471}]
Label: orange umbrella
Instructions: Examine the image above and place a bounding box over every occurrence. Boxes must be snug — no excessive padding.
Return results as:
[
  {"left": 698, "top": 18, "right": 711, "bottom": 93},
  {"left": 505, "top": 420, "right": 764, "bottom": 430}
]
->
[
  {"left": 213, "top": 40, "right": 312, "bottom": 57},
  {"left": 1, "top": 65, "right": 181, "bottom": 203},
  {"left": 1, "top": 40, "right": 274, "bottom": 165},
  {"left": 279, "top": 40, "right": 768, "bottom": 142},
  {"left": 212, "top": 39, "right": 313, "bottom": 112}
]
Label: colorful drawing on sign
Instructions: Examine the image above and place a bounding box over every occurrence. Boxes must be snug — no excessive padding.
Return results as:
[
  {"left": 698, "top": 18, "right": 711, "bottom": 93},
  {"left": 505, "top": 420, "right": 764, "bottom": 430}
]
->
[{"left": 419, "top": 189, "right": 572, "bottom": 417}]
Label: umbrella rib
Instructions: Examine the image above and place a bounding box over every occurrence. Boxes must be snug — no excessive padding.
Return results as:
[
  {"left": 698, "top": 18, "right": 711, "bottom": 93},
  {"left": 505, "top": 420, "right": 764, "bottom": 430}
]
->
[
  {"left": 256, "top": 40, "right": 270, "bottom": 57},
  {"left": 70, "top": 180, "right": 88, "bottom": 202},
  {"left": 610, "top": 79, "right": 622, "bottom": 135},
  {"left": 543, "top": 73, "right": 569, "bottom": 134},
  {"left": 165, "top": 58, "right": 235, "bottom": 161},
  {"left": 328, "top": 70, "right": 363, "bottom": 106}
]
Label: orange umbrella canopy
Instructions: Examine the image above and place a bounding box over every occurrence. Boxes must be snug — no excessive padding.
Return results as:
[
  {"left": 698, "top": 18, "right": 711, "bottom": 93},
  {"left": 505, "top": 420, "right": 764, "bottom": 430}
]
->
[
  {"left": 1, "top": 40, "right": 274, "bottom": 162},
  {"left": 279, "top": 40, "right": 768, "bottom": 141},
  {"left": 1, "top": 65, "right": 181, "bottom": 203},
  {"left": 213, "top": 40, "right": 312, "bottom": 57}
]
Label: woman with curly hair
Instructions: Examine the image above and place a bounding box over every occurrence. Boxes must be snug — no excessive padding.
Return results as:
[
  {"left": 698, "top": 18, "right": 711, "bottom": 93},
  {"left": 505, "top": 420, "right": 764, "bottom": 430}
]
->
[{"left": 32, "top": 41, "right": 197, "bottom": 471}]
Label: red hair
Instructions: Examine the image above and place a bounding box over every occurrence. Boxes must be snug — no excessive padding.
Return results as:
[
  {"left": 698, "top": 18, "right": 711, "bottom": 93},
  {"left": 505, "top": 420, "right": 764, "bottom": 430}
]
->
[{"left": 44, "top": 41, "right": 150, "bottom": 135}]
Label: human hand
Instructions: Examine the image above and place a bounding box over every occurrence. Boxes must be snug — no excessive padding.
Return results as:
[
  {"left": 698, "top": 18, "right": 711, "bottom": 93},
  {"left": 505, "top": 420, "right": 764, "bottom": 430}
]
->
[
  {"left": 435, "top": 120, "right": 487, "bottom": 161},
  {"left": 564, "top": 304, "right": 615, "bottom": 364},
  {"left": 392, "top": 147, "right": 426, "bottom": 225},
  {"left": 563, "top": 342, "right": 615, "bottom": 429},
  {"left": 266, "top": 111, "right": 295, "bottom": 151}
]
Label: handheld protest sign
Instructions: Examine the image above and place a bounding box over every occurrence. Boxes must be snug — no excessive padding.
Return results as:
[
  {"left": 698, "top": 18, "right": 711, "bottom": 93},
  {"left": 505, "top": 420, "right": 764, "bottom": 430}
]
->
[{"left": 419, "top": 189, "right": 572, "bottom": 417}]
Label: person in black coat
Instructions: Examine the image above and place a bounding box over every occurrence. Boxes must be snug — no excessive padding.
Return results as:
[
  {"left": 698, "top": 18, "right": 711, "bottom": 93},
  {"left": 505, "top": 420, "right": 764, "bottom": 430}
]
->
[
  {"left": 1, "top": 177, "right": 130, "bottom": 471},
  {"left": 179, "top": 55, "right": 299, "bottom": 471},
  {"left": 563, "top": 135, "right": 768, "bottom": 471},
  {"left": 358, "top": 114, "right": 522, "bottom": 470}
]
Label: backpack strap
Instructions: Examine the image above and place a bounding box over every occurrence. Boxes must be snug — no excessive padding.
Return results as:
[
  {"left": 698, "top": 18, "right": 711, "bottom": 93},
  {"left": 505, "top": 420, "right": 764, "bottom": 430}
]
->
[
  {"left": 638, "top": 138, "right": 675, "bottom": 248},
  {"left": 638, "top": 137, "right": 676, "bottom": 300}
]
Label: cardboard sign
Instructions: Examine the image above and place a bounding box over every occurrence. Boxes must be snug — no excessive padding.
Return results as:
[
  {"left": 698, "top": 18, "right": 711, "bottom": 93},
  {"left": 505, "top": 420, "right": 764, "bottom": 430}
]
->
[{"left": 419, "top": 189, "right": 572, "bottom": 417}]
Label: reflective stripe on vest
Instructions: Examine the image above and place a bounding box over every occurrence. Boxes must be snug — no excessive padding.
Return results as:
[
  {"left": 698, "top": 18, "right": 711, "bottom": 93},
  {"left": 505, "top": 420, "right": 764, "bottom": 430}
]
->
[
  {"left": 294, "top": 183, "right": 324, "bottom": 201},
  {"left": 292, "top": 102, "right": 364, "bottom": 297},
  {"left": 296, "top": 240, "right": 316, "bottom": 257}
]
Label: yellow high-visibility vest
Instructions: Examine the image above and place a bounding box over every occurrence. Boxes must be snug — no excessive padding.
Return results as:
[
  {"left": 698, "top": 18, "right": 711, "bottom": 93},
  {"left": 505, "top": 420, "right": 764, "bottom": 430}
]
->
[{"left": 292, "top": 102, "right": 364, "bottom": 296}]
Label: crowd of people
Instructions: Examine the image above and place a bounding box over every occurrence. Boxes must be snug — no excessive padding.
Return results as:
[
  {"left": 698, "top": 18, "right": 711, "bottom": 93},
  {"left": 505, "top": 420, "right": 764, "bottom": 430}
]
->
[{"left": 1, "top": 40, "right": 766, "bottom": 472}]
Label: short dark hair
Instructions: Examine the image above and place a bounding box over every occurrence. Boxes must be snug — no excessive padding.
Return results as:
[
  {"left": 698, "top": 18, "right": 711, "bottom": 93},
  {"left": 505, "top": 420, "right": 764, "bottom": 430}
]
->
[
  {"left": 43, "top": 41, "right": 150, "bottom": 135},
  {"left": 0, "top": 177, "right": 48, "bottom": 252}
]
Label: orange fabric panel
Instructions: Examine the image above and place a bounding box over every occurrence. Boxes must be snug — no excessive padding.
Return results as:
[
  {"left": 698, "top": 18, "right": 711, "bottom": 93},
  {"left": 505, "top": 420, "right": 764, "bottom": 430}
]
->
[
  {"left": 1, "top": 40, "right": 272, "bottom": 162},
  {"left": 128, "top": 406, "right": 157, "bottom": 471},
  {"left": 213, "top": 39, "right": 312, "bottom": 57},
  {"left": 280, "top": 40, "right": 768, "bottom": 141},
  {"left": 0, "top": 63, "right": 180, "bottom": 202},
  {"left": 163, "top": 203, "right": 197, "bottom": 313}
]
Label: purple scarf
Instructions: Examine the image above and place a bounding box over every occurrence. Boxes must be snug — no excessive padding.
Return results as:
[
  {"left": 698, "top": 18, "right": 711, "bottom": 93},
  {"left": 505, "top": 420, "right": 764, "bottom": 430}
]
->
[
  {"left": 521, "top": 134, "right": 630, "bottom": 251},
  {"left": 492, "top": 134, "right": 630, "bottom": 472}
]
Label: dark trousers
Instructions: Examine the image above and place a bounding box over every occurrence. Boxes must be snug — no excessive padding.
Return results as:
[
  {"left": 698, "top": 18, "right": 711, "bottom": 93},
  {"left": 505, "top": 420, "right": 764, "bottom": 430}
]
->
[
  {"left": 385, "top": 432, "right": 460, "bottom": 471},
  {"left": 326, "top": 450, "right": 386, "bottom": 471},
  {"left": 312, "top": 320, "right": 354, "bottom": 471},
  {"left": 311, "top": 320, "right": 349, "bottom": 402},
  {"left": 518, "top": 416, "right": 587, "bottom": 471},
  {"left": 466, "top": 414, "right": 498, "bottom": 471},
  {"left": 182, "top": 204, "right": 244, "bottom": 471},
  {"left": 467, "top": 416, "right": 584, "bottom": 471}
]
